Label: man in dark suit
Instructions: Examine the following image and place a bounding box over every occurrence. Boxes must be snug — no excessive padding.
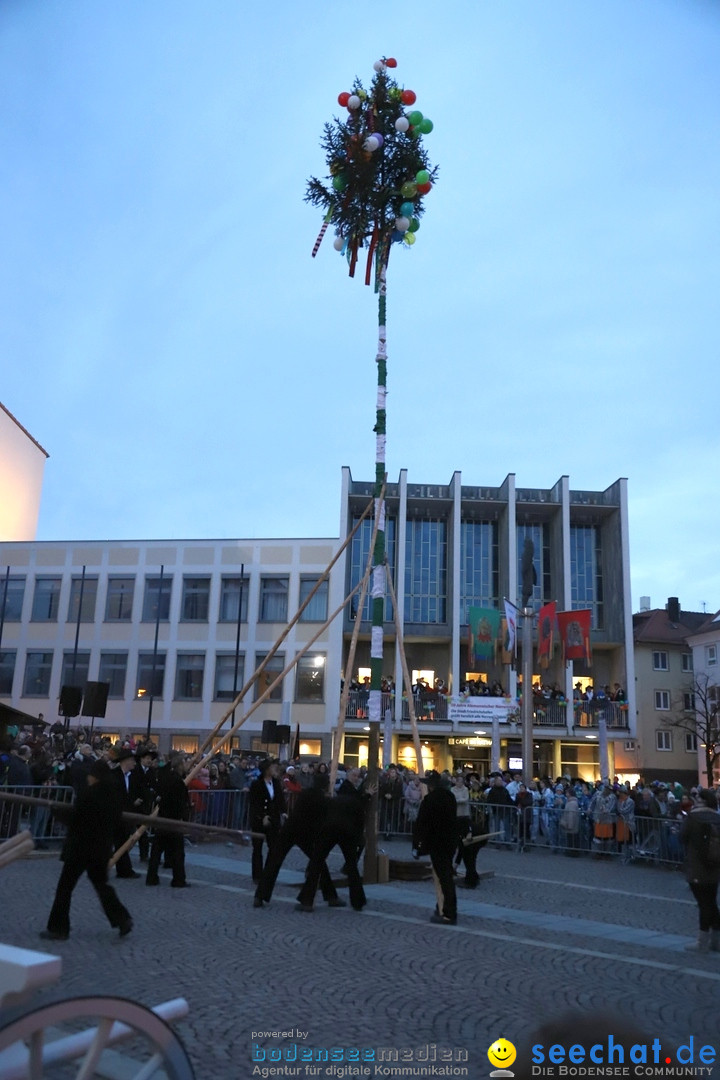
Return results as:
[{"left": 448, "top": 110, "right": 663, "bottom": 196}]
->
[
  {"left": 254, "top": 773, "right": 343, "bottom": 908},
  {"left": 40, "top": 759, "right": 132, "bottom": 940},
  {"left": 296, "top": 788, "right": 367, "bottom": 912},
  {"left": 129, "top": 747, "right": 157, "bottom": 863},
  {"left": 110, "top": 748, "right": 141, "bottom": 878},
  {"left": 413, "top": 770, "right": 457, "bottom": 925},
  {"left": 146, "top": 753, "right": 191, "bottom": 888},
  {"left": 248, "top": 759, "right": 286, "bottom": 882}
]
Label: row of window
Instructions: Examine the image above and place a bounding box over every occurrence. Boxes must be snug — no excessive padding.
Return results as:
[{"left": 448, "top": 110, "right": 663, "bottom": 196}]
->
[
  {"left": 651, "top": 647, "right": 717, "bottom": 671},
  {"left": 348, "top": 517, "right": 605, "bottom": 627},
  {"left": 654, "top": 689, "right": 698, "bottom": 711},
  {"left": 655, "top": 730, "right": 696, "bottom": 753},
  {"left": 0, "top": 574, "right": 328, "bottom": 626},
  {"left": 0, "top": 649, "right": 326, "bottom": 704}
]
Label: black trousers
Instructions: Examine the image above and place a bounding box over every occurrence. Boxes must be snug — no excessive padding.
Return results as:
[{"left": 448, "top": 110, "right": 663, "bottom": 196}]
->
[
  {"left": 47, "top": 858, "right": 130, "bottom": 936},
  {"left": 113, "top": 824, "right": 135, "bottom": 877},
  {"left": 455, "top": 816, "right": 479, "bottom": 885},
  {"left": 252, "top": 824, "right": 281, "bottom": 882},
  {"left": 255, "top": 828, "right": 337, "bottom": 903},
  {"left": 689, "top": 881, "right": 720, "bottom": 932},
  {"left": 298, "top": 827, "right": 366, "bottom": 910},
  {"left": 430, "top": 847, "right": 457, "bottom": 921},
  {"left": 147, "top": 831, "right": 185, "bottom": 885}
]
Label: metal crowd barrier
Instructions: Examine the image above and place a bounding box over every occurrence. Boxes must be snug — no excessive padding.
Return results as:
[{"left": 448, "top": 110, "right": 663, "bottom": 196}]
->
[{"left": 0, "top": 786, "right": 75, "bottom": 846}]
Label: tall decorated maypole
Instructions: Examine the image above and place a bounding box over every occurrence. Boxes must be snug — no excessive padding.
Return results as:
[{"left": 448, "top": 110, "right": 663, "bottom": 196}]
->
[{"left": 306, "top": 57, "right": 437, "bottom": 736}]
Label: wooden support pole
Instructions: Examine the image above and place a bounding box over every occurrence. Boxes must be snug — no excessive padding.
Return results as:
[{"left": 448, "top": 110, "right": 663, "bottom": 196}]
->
[
  {"left": 329, "top": 481, "right": 386, "bottom": 794},
  {"left": 384, "top": 559, "right": 425, "bottom": 775},
  {"left": 186, "top": 496, "right": 375, "bottom": 769}
]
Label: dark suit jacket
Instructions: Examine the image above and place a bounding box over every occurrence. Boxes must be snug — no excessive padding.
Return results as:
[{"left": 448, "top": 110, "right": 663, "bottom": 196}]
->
[
  {"left": 414, "top": 786, "right": 456, "bottom": 855},
  {"left": 156, "top": 767, "right": 191, "bottom": 822},
  {"left": 61, "top": 779, "right": 122, "bottom": 867},
  {"left": 249, "top": 776, "right": 286, "bottom": 832}
]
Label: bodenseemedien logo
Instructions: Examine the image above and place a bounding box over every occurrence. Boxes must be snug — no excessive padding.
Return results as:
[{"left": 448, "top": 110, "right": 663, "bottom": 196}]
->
[{"left": 488, "top": 1038, "right": 516, "bottom": 1077}]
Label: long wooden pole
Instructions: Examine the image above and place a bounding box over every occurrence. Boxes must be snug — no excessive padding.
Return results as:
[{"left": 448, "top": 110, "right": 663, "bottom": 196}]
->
[
  {"left": 329, "top": 480, "right": 386, "bottom": 794},
  {"left": 186, "top": 497, "right": 374, "bottom": 770},
  {"left": 368, "top": 264, "right": 388, "bottom": 730},
  {"left": 184, "top": 573, "right": 369, "bottom": 782},
  {"left": 384, "top": 558, "right": 425, "bottom": 775}
]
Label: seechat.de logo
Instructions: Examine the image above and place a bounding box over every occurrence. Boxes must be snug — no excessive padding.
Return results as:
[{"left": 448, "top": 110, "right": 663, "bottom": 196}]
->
[{"left": 488, "top": 1038, "right": 517, "bottom": 1077}]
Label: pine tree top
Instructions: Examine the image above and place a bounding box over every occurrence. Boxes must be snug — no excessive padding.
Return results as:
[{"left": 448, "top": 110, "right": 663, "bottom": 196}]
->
[{"left": 306, "top": 58, "right": 438, "bottom": 284}]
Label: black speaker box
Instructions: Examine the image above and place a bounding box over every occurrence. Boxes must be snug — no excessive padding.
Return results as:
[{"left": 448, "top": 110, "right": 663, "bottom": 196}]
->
[
  {"left": 82, "top": 681, "right": 110, "bottom": 718},
  {"left": 261, "top": 720, "right": 278, "bottom": 742},
  {"left": 59, "top": 685, "right": 82, "bottom": 718},
  {"left": 275, "top": 724, "right": 291, "bottom": 744}
]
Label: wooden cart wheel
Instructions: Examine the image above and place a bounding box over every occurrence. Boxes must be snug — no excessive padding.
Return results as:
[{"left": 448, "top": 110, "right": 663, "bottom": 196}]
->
[{"left": 0, "top": 995, "right": 194, "bottom": 1080}]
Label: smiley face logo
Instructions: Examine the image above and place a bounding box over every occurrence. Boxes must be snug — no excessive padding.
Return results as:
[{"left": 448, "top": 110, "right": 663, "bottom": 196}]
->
[{"left": 488, "top": 1039, "right": 517, "bottom": 1071}]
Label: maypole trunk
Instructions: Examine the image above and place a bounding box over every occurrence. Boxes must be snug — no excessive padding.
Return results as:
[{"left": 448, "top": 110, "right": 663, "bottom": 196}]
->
[{"left": 369, "top": 264, "right": 387, "bottom": 728}]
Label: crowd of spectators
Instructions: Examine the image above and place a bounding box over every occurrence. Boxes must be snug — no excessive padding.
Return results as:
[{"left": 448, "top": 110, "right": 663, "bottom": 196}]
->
[{"left": 0, "top": 721, "right": 714, "bottom": 869}]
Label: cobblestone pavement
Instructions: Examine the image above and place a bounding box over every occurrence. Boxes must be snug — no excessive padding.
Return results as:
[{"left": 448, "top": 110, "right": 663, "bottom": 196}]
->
[{"left": 2, "top": 839, "right": 720, "bottom": 1079}]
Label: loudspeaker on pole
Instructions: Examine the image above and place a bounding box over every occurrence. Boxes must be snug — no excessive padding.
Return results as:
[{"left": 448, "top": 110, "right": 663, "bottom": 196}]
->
[
  {"left": 59, "top": 685, "right": 83, "bottom": 718},
  {"left": 261, "top": 720, "right": 278, "bottom": 742},
  {"left": 82, "top": 681, "right": 110, "bottom": 718}
]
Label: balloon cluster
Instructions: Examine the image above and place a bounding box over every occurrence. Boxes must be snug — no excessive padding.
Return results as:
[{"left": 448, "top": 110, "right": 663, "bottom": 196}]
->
[{"left": 332, "top": 57, "right": 434, "bottom": 252}]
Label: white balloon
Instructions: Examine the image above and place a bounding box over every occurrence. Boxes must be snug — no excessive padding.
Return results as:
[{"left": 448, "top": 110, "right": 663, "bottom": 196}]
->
[
  {"left": 395, "top": 216, "right": 410, "bottom": 232},
  {"left": 395, "top": 116, "right": 410, "bottom": 132},
  {"left": 364, "top": 136, "right": 379, "bottom": 152},
  {"left": 347, "top": 95, "right": 361, "bottom": 110},
  {"left": 333, "top": 236, "right": 344, "bottom": 251},
  {"left": 373, "top": 60, "right": 386, "bottom": 72}
]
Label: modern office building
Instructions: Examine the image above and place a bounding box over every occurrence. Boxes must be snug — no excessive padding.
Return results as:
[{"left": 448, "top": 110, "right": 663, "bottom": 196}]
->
[{"left": 0, "top": 468, "right": 637, "bottom": 780}]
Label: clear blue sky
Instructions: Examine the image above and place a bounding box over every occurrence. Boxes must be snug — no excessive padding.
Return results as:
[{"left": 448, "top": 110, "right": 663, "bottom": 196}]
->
[{"left": 1, "top": 0, "right": 718, "bottom": 615}]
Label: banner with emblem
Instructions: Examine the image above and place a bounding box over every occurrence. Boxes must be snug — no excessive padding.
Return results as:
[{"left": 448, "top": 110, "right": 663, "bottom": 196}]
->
[
  {"left": 468, "top": 606, "right": 500, "bottom": 665},
  {"left": 537, "top": 601, "right": 556, "bottom": 669},
  {"left": 557, "top": 608, "right": 593, "bottom": 664}
]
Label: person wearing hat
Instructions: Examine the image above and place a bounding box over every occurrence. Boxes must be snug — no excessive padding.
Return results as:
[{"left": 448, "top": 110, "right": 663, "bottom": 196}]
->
[
  {"left": 129, "top": 748, "right": 157, "bottom": 863},
  {"left": 248, "top": 759, "right": 286, "bottom": 882},
  {"left": 40, "top": 759, "right": 133, "bottom": 941},
  {"left": 146, "top": 753, "right": 192, "bottom": 888},
  {"left": 680, "top": 788, "right": 720, "bottom": 952},
  {"left": 110, "top": 747, "right": 141, "bottom": 879},
  {"left": 69, "top": 744, "right": 96, "bottom": 797},
  {"left": 413, "top": 771, "right": 458, "bottom": 925}
]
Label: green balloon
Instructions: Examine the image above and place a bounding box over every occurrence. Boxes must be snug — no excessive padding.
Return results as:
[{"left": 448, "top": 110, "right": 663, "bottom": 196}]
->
[
  {"left": 418, "top": 118, "right": 434, "bottom": 134},
  {"left": 400, "top": 181, "right": 417, "bottom": 198},
  {"left": 332, "top": 174, "right": 347, "bottom": 192},
  {"left": 408, "top": 110, "right": 423, "bottom": 126},
  {"left": 415, "top": 169, "right": 430, "bottom": 185},
  {"left": 408, "top": 217, "right": 420, "bottom": 232}
]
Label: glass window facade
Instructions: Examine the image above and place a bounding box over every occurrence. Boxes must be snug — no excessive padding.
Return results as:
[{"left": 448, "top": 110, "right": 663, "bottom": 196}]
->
[
  {"left": 254, "top": 652, "right": 284, "bottom": 702},
  {"left": 31, "top": 578, "right": 62, "bottom": 622},
  {"left": 349, "top": 515, "right": 396, "bottom": 622},
  {"left": 295, "top": 654, "right": 325, "bottom": 703},
  {"left": 299, "top": 577, "right": 328, "bottom": 623},
  {"left": 24, "top": 651, "right": 53, "bottom": 696},
  {"left": 98, "top": 652, "right": 129, "bottom": 698},
  {"left": 259, "top": 578, "right": 289, "bottom": 623},
  {"left": 181, "top": 577, "right": 210, "bottom": 621},
  {"left": 214, "top": 653, "right": 245, "bottom": 701},
  {"left": 136, "top": 652, "right": 166, "bottom": 699},
  {"left": 0, "top": 650, "right": 16, "bottom": 695},
  {"left": 67, "top": 576, "right": 98, "bottom": 624},
  {"left": 460, "top": 520, "right": 498, "bottom": 622},
  {"left": 142, "top": 576, "right": 172, "bottom": 622},
  {"left": 570, "top": 525, "right": 604, "bottom": 629},
  {"left": 174, "top": 653, "right": 205, "bottom": 700},
  {"left": 219, "top": 577, "right": 249, "bottom": 623},
  {"left": 61, "top": 650, "right": 91, "bottom": 690},
  {"left": 404, "top": 518, "right": 447, "bottom": 624},
  {"left": 516, "top": 523, "right": 551, "bottom": 612},
  {"left": 105, "top": 577, "right": 135, "bottom": 622},
  {"left": 0, "top": 576, "right": 25, "bottom": 621}
]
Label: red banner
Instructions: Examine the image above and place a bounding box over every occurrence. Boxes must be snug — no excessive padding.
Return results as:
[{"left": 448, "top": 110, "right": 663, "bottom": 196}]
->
[
  {"left": 537, "top": 602, "right": 556, "bottom": 669},
  {"left": 557, "top": 609, "right": 592, "bottom": 664}
]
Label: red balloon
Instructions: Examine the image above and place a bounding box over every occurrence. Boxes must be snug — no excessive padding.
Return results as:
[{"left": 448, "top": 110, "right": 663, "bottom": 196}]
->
[
  {"left": 385, "top": 57, "right": 398, "bottom": 68},
  {"left": 338, "top": 92, "right": 350, "bottom": 107},
  {"left": 416, "top": 181, "right": 432, "bottom": 195},
  {"left": 401, "top": 89, "right": 416, "bottom": 105}
]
